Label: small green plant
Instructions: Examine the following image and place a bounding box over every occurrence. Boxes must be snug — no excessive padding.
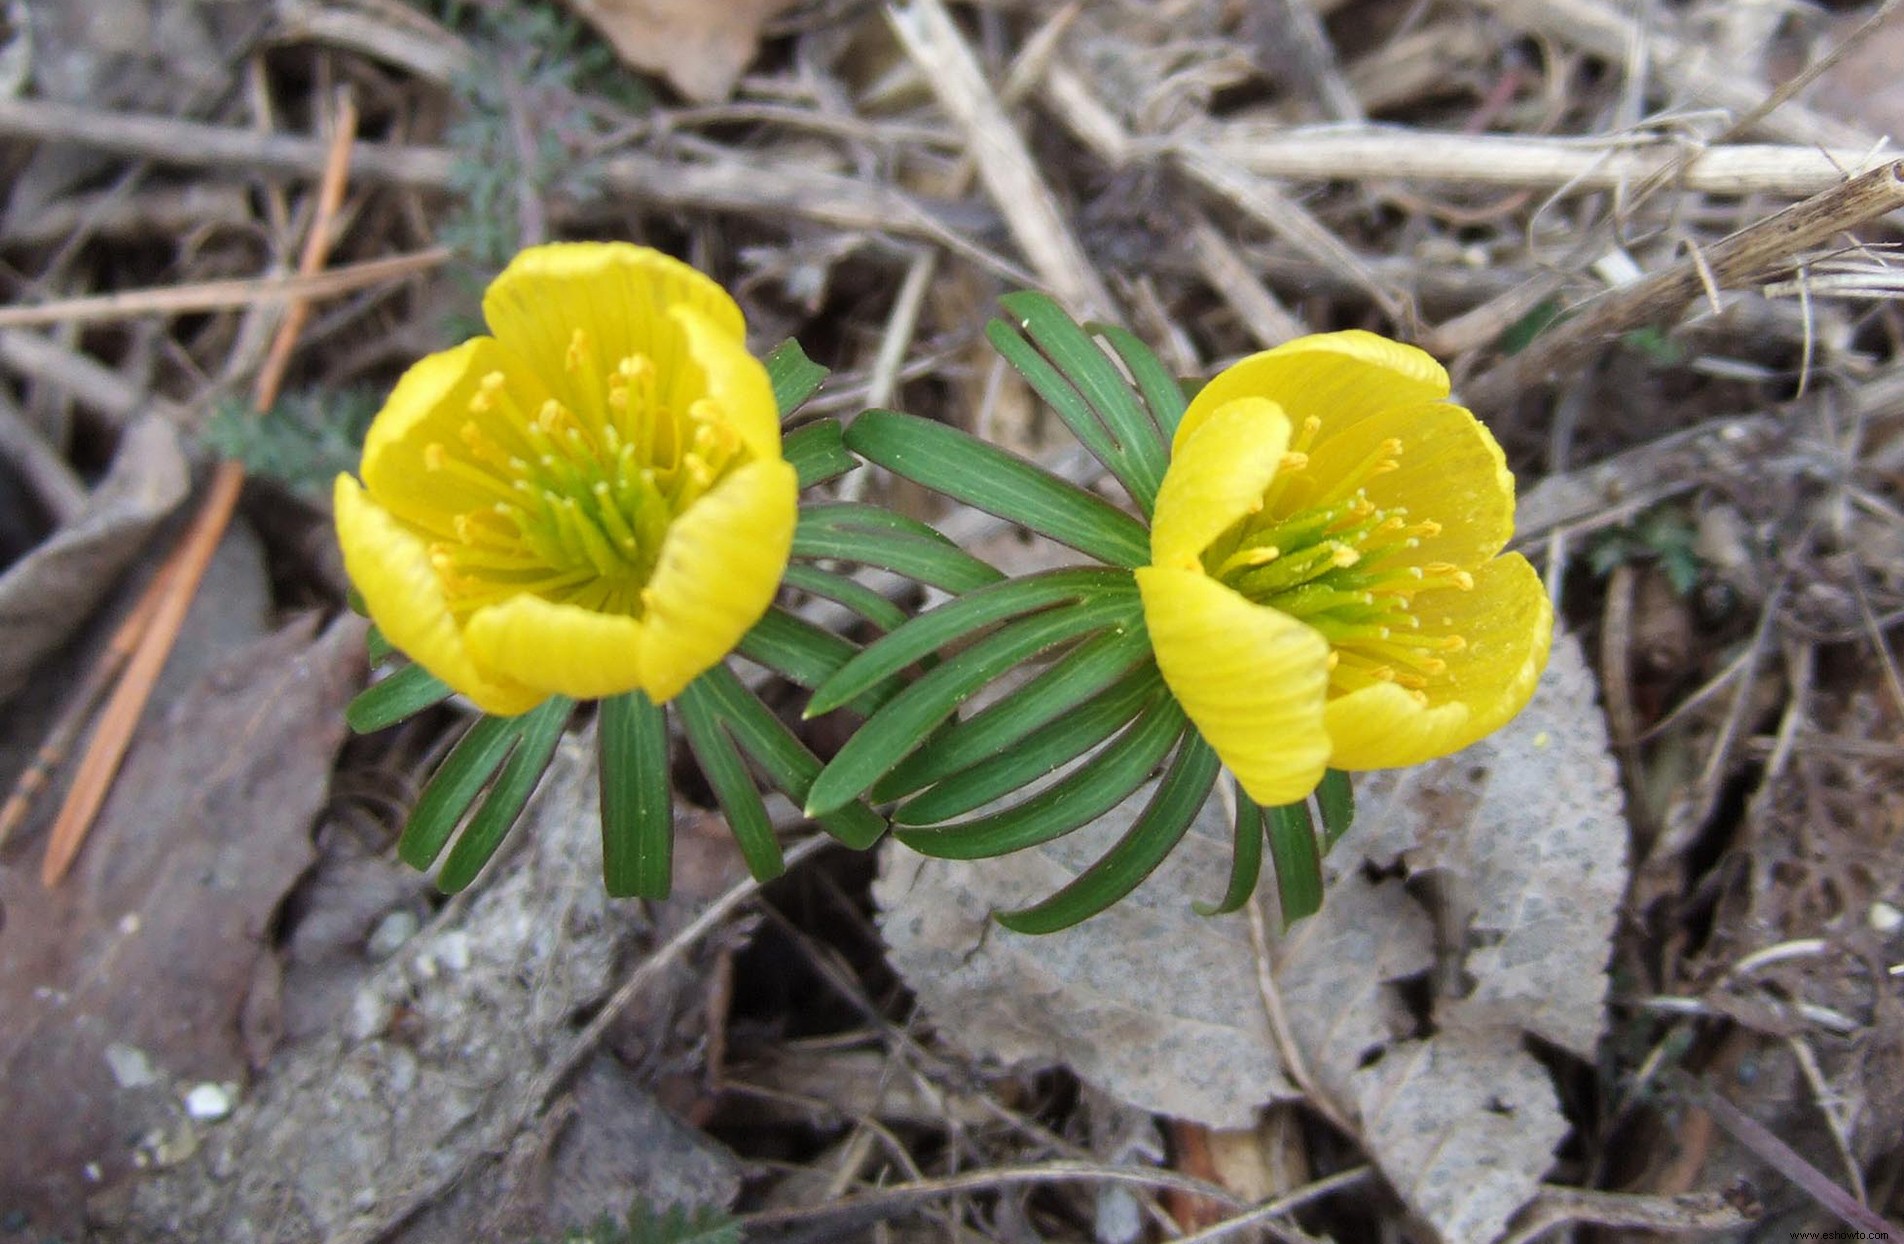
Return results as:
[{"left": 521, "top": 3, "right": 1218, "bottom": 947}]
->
[
  {"left": 1587, "top": 505, "right": 1703, "bottom": 594},
  {"left": 202, "top": 389, "right": 378, "bottom": 498},
  {"left": 440, "top": 3, "right": 645, "bottom": 267},
  {"left": 547, "top": 1200, "right": 738, "bottom": 1244}
]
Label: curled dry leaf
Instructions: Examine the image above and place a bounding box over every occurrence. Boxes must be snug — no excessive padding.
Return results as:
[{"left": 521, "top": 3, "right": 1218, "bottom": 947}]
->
[
  {"left": 877, "top": 632, "right": 1627, "bottom": 1244},
  {"left": 561, "top": 0, "right": 800, "bottom": 103},
  {"left": 0, "top": 416, "right": 188, "bottom": 706}
]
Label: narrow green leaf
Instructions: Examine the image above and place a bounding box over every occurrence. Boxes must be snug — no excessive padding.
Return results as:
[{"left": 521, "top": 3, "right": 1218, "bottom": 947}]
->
[
  {"left": 806, "top": 593, "right": 1141, "bottom": 816},
  {"left": 873, "top": 624, "right": 1156, "bottom": 801},
  {"left": 997, "top": 291, "right": 1167, "bottom": 512},
  {"left": 346, "top": 662, "right": 452, "bottom": 732},
  {"left": 736, "top": 609, "right": 901, "bottom": 717},
  {"left": 1264, "top": 796, "right": 1323, "bottom": 926},
  {"left": 997, "top": 731, "right": 1221, "bottom": 934},
  {"left": 796, "top": 500, "right": 965, "bottom": 543},
  {"left": 695, "top": 665, "right": 886, "bottom": 850},
  {"left": 599, "top": 691, "right": 673, "bottom": 898},
  {"left": 437, "top": 696, "right": 572, "bottom": 893},
  {"left": 791, "top": 520, "right": 1004, "bottom": 594},
  {"left": 781, "top": 563, "right": 908, "bottom": 632},
  {"left": 766, "top": 338, "right": 829, "bottom": 417},
  {"left": 782, "top": 418, "right": 858, "bottom": 491},
  {"left": 985, "top": 320, "right": 1126, "bottom": 488},
  {"left": 893, "top": 669, "right": 1164, "bottom": 826},
  {"left": 1196, "top": 785, "right": 1264, "bottom": 917},
  {"left": 677, "top": 681, "right": 784, "bottom": 882},
  {"left": 896, "top": 697, "right": 1186, "bottom": 858},
  {"left": 1095, "top": 323, "right": 1189, "bottom": 440},
  {"left": 737, "top": 607, "right": 854, "bottom": 687},
  {"left": 1316, "top": 769, "right": 1354, "bottom": 848},
  {"left": 845, "top": 409, "right": 1151, "bottom": 570},
  {"left": 808, "top": 567, "right": 1132, "bottom": 716},
  {"left": 366, "top": 624, "right": 394, "bottom": 664},
  {"left": 398, "top": 714, "right": 526, "bottom": 869}
]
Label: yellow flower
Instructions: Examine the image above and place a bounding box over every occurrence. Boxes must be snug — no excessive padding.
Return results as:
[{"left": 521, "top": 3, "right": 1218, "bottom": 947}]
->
[
  {"left": 334, "top": 243, "right": 797, "bottom": 715},
  {"left": 1133, "top": 332, "right": 1552, "bottom": 806}
]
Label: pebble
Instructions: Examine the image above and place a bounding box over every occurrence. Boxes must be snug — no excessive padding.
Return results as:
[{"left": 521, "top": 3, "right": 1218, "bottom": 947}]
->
[
  {"left": 1870, "top": 901, "right": 1903, "bottom": 935},
  {"left": 183, "top": 1083, "right": 234, "bottom": 1122},
  {"left": 103, "top": 1043, "right": 157, "bottom": 1089},
  {"left": 366, "top": 910, "right": 419, "bottom": 960}
]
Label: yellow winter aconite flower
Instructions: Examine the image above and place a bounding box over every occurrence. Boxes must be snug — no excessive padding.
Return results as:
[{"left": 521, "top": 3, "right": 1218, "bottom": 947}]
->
[
  {"left": 334, "top": 243, "right": 797, "bottom": 715},
  {"left": 1134, "top": 331, "right": 1553, "bottom": 806}
]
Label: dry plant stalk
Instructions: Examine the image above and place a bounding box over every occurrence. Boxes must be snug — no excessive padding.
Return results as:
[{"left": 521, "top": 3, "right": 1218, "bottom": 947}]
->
[
  {"left": 0, "top": 248, "right": 448, "bottom": 329},
  {"left": 887, "top": 0, "right": 1116, "bottom": 321},
  {"left": 1461, "top": 160, "right": 1904, "bottom": 414},
  {"left": 37, "top": 90, "right": 361, "bottom": 886}
]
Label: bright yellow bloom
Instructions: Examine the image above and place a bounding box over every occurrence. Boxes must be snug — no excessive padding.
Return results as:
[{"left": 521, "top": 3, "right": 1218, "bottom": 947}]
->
[
  {"left": 1134, "top": 332, "right": 1552, "bottom": 805},
  {"left": 334, "top": 243, "right": 797, "bottom": 715}
]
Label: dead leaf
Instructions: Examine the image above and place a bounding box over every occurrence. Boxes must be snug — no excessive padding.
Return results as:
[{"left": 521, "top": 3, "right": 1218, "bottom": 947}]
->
[
  {"left": 0, "top": 611, "right": 365, "bottom": 1238},
  {"left": 561, "top": 0, "right": 798, "bottom": 103},
  {"left": 878, "top": 632, "right": 1627, "bottom": 1243},
  {"left": 0, "top": 416, "right": 188, "bottom": 706}
]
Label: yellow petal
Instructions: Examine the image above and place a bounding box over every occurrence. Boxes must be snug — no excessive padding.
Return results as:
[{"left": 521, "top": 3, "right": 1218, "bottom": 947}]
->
[
  {"left": 482, "top": 242, "right": 747, "bottom": 418},
  {"left": 332, "top": 475, "right": 544, "bottom": 717},
  {"left": 1175, "top": 331, "right": 1449, "bottom": 454},
  {"left": 1324, "top": 552, "right": 1552, "bottom": 768},
  {"left": 671, "top": 304, "right": 780, "bottom": 462},
  {"left": 1302, "top": 397, "right": 1515, "bottom": 567},
  {"left": 461, "top": 594, "right": 649, "bottom": 701},
  {"left": 1150, "top": 397, "right": 1289, "bottom": 569},
  {"left": 358, "top": 338, "right": 551, "bottom": 537},
  {"left": 1136, "top": 565, "right": 1332, "bottom": 806},
  {"left": 640, "top": 457, "right": 799, "bottom": 702}
]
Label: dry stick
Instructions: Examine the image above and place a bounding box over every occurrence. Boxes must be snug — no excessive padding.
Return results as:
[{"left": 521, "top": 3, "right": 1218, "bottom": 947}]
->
[
  {"left": 1497, "top": 1186, "right": 1759, "bottom": 1244},
  {"left": 0, "top": 248, "right": 449, "bottom": 329},
  {"left": 1176, "top": 143, "right": 1414, "bottom": 328},
  {"left": 858, "top": 0, "right": 1080, "bottom": 424},
  {"left": 38, "top": 90, "right": 360, "bottom": 887},
  {"left": 1472, "top": 0, "right": 1874, "bottom": 150},
  {"left": 1695, "top": 1087, "right": 1896, "bottom": 1237},
  {"left": 0, "top": 562, "right": 174, "bottom": 849},
  {"left": 1202, "top": 126, "right": 1897, "bottom": 199},
  {"left": 887, "top": 0, "right": 1118, "bottom": 322},
  {"left": 1169, "top": 1167, "right": 1374, "bottom": 1244},
  {"left": 0, "top": 328, "right": 184, "bottom": 426},
  {"left": 1186, "top": 211, "right": 1308, "bottom": 347},
  {"left": 1034, "top": 61, "right": 1405, "bottom": 327},
  {"left": 0, "top": 97, "right": 1018, "bottom": 280},
  {"left": 0, "top": 394, "right": 87, "bottom": 522},
  {"left": 1460, "top": 160, "right": 1904, "bottom": 415},
  {"left": 736, "top": 1159, "right": 1256, "bottom": 1241}
]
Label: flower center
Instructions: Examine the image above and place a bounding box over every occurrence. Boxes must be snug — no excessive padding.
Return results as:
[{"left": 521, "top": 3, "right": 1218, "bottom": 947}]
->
[
  {"left": 1202, "top": 416, "right": 1471, "bottom": 701},
  {"left": 423, "top": 329, "right": 748, "bottom": 618}
]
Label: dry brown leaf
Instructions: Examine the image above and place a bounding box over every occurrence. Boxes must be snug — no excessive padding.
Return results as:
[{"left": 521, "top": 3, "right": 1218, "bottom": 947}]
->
[
  {"left": 561, "top": 0, "right": 798, "bottom": 103},
  {"left": 878, "top": 632, "right": 1626, "bottom": 1243},
  {"left": 0, "top": 416, "right": 188, "bottom": 705},
  {"left": 0, "top": 612, "right": 363, "bottom": 1238}
]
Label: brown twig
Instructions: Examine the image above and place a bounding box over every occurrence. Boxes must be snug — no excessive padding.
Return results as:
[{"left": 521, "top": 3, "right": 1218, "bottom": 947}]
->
[
  {"left": 1462, "top": 160, "right": 1904, "bottom": 414},
  {"left": 0, "top": 248, "right": 449, "bottom": 329},
  {"left": 0, "top": 562, "right": 173, "bottom": 849},
  {"left": 38, "top": 89, "right": 360, "bottom": 887}
]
